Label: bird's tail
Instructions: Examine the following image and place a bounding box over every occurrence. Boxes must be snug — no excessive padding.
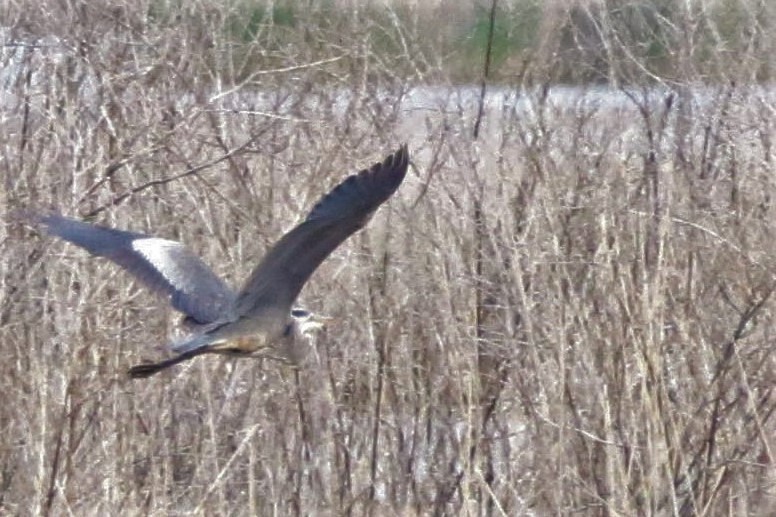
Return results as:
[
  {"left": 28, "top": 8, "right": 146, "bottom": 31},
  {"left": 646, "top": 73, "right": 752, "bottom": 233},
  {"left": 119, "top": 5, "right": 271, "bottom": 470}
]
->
[
  {"left": 129, "top": 324, "right": 232, "bottom": 379},
  {"left": 170, "top": 320, "right": 232, "bottom": 354},
  {"left": 170, "top": 333, "right": 217, "bottom": 354}
]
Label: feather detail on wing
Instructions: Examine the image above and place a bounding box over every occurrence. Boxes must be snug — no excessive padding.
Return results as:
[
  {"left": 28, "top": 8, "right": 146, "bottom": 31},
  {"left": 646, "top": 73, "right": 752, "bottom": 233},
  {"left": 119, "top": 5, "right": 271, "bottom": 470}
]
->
[
  {"left": 39, "top": 214, "right": 235, "bottom": 324},
  {"left": 234, "top": 144, "right": 409, "bottom": 316}
]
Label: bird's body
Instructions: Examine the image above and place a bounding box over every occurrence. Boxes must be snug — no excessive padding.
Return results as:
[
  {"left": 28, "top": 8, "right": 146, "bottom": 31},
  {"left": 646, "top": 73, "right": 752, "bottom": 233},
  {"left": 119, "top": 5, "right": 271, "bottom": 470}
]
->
[{"left": 37, "top": 145, "right": 409, "bottom": 378}]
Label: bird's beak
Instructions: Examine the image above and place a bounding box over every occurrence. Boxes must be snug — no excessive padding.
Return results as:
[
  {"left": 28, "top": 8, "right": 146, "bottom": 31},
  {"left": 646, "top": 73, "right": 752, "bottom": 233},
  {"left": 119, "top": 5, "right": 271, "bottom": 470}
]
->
[
  {"left": 307, "top": 314, "right": 332, "bottom": 331},
  {"left": 298, "top": 313, "right": 332, "bottom": 335}
]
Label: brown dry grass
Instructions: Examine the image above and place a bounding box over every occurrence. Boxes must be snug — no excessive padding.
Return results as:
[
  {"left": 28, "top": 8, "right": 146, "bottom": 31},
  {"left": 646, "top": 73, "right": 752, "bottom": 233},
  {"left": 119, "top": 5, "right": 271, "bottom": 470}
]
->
[{"left": 2, "top": 1, "right": 776, "bottom": 515}]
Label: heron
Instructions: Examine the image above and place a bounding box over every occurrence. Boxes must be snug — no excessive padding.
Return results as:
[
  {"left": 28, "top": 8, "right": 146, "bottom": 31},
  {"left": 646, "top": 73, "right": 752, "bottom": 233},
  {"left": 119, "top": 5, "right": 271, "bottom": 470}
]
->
[{"left": 37, "top": 145, "right": 409, "bottom": 379}]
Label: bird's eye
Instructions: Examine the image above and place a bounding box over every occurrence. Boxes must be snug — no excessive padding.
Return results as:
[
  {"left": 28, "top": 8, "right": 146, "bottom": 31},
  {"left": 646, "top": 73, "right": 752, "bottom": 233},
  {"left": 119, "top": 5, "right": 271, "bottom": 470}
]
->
[
  {"left": 283, "top": 323, "right": 293, "bottom": 337},
  {"left": 291, "top": 308, "right": 310, "bottom": 318}
]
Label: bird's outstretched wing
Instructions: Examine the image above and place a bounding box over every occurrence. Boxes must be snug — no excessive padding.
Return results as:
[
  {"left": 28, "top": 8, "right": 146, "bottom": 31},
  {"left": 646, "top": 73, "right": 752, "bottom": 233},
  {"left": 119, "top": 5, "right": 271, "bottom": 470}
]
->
[
  {"left": 38, "top": 214, "right": 235, "bottom": 324},
  {"left": 234, "top": 144, "right": 409, "bottom": 316}
]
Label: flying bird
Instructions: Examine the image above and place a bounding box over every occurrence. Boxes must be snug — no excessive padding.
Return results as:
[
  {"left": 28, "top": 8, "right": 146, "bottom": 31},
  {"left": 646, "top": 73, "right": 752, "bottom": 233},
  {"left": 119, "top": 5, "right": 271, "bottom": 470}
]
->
[{"left": 38, "top": 145, "right": 409, "bottom": 379}]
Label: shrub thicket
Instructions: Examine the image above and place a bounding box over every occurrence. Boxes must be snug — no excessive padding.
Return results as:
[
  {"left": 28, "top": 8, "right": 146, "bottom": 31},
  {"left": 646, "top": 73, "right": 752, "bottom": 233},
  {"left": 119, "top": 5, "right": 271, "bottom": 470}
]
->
[{"left": 2, "top": 0, "right": 776, "bottom": 514}]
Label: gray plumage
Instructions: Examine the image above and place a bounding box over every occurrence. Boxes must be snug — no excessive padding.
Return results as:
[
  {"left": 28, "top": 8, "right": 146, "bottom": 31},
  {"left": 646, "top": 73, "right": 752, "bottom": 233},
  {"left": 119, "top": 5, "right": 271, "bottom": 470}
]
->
[
  {"left": 39, "top": 217, "right": 235, "bottom": 324},
  {"left": 38, "top": 145, "right": 409, "bottom": 378}
]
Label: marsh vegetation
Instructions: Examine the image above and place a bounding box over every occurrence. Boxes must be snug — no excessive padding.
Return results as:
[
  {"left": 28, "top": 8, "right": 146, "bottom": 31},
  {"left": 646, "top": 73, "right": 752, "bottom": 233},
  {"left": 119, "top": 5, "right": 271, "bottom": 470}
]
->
[{"left": 2, "top": 0, "right": 776, "bottom": 514}]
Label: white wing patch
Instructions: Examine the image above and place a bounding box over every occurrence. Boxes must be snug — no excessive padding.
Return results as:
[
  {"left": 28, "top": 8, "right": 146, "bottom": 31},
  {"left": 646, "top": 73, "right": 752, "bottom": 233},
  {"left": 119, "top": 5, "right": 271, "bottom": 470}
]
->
[{"left": 131, "top": 238, "right": 192, "bottom": 292}]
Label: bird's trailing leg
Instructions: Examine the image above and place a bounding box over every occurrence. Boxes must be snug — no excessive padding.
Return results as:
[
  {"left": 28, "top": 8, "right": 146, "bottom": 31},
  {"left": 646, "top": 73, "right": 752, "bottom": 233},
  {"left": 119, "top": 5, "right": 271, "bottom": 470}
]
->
[
  {"left": 128, "top": 339, "right": 270, "bottom": 379},
  {"left": 128, "top": 349, "right": 205, "bottom": 379}
]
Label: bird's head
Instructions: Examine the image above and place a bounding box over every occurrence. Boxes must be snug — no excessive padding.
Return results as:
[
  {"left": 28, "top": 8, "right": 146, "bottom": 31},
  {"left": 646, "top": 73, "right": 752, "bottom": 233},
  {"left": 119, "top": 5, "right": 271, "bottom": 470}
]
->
[{"left": 290, "top": 308, "right": 329, "bottom": 337}]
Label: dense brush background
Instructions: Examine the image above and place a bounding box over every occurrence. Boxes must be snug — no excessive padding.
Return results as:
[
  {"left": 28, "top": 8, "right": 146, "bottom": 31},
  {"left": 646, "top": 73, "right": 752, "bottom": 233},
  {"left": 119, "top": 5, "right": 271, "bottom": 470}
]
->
[{"left": 2, "top": 0, "right": 776, "bottom": 514}]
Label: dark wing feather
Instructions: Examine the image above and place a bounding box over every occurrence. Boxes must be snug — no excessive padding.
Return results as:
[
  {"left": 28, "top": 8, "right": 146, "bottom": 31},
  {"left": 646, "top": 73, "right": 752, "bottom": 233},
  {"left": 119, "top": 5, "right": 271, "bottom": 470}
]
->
[
  {"left": 39, "top": 214, "right": 235, "bottom": 324},
  {"left": 235, "top": 144, "right": 409, "bottom": 315}
]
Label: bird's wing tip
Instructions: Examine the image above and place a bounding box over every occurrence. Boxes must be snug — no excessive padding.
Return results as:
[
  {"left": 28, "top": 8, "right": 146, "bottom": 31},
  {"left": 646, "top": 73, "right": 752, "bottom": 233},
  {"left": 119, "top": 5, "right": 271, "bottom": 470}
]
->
[
  {"left": 396, "top": 143, "right": 409, "bottom": 162},
  {"left": 387, "top": 143, "right": 410, "bottom": 183},
  {"left": 8, "top": 208, "right": 52, "bottom": 226}
]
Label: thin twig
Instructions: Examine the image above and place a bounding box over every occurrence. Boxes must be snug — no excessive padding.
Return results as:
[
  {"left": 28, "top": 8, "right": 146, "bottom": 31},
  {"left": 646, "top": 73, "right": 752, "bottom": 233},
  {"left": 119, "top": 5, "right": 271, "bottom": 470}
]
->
[
  {"left": 81, "top": 135, "right": 261, "bottom": 218},
  {"left": 473, "top": 0, "right": 499, "bottom": 139}
]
